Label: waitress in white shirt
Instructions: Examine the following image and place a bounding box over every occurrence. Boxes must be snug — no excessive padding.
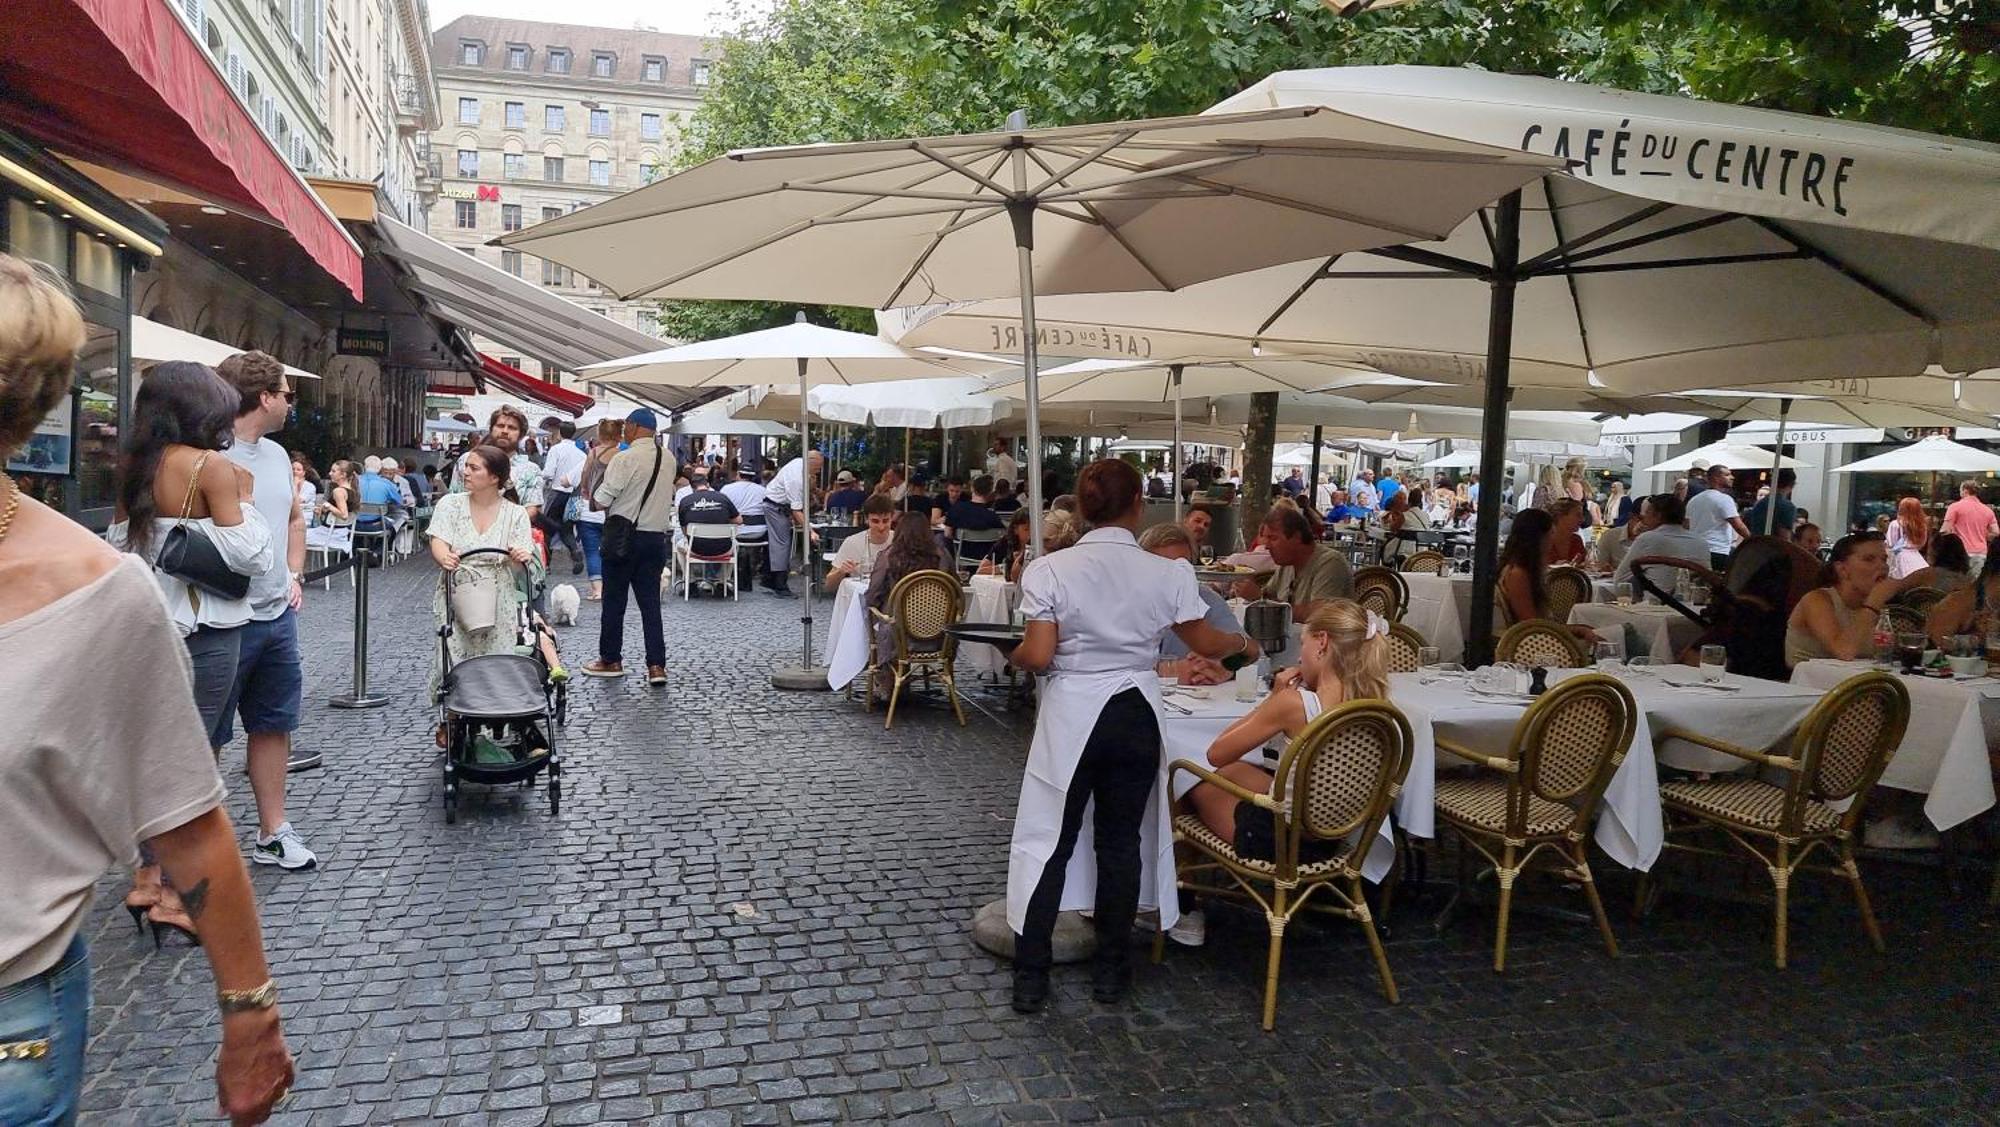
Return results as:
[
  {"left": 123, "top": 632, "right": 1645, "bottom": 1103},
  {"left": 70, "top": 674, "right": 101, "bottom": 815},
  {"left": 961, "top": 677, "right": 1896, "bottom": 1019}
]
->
[{"left": 1006, "top": 459, "right": 1253, "bottom": 1014}]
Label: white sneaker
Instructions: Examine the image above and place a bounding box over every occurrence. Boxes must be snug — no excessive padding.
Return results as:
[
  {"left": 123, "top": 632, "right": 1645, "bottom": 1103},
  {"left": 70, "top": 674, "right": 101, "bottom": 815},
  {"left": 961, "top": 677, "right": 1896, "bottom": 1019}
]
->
[
  {"left": 1863, "top": 816, "right": 1940, "bottom": 851},
  {"left": 252, "top": 823, "right": 318, "bottom": 870},
  {"left": 1168, "top": 909, "right": 1207, "bottom": 947}
]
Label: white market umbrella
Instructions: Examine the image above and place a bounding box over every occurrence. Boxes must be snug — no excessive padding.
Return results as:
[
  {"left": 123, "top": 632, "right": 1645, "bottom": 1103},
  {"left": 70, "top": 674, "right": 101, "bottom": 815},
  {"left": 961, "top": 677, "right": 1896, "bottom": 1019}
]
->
[
  {"left": 1643, "top": 442, "right": 1814, "bottom": 475},
  {"left": 1213, "top": 394, "right": 1604, "bottom": 444},
  {"left": 1831, "top": 435, "right": 2000, "bottom": 475},
  {"left": 886, "top": 66, "right": 2000, "bottom": 658},
  {"left": 579, "top": 319, "right": 987, "bottom": 689},
  {"left": 133, "top": 316, "right": 320, "bottom": 381},
  {"left": 1420, "top": 449, "right": 1497, "bottom": 470},
  {"left": 424, "top": 416, "right": 478, "bottom": 434},
  {"left": 500, "top": 106, "right": 1561, "bottom": 548},
  {"left": 806, "top": 377, "right": 1012, "bottom": 430},
  {"left": 668, "top": 400, "right": 796, "bottom": 438}
]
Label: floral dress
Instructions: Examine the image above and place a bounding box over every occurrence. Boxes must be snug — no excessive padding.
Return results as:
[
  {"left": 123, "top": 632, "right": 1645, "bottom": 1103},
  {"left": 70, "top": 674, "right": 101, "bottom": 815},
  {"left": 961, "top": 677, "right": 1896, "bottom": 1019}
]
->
[{"left": 428, "top": 492, "right": 544, "bottom": 689}]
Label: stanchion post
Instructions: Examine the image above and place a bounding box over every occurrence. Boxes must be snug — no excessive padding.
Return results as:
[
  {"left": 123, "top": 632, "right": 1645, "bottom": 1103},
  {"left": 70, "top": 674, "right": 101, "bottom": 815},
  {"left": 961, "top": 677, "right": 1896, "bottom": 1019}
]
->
[{"left": 330, "top": 531, "right": 390, "bottom": 709}]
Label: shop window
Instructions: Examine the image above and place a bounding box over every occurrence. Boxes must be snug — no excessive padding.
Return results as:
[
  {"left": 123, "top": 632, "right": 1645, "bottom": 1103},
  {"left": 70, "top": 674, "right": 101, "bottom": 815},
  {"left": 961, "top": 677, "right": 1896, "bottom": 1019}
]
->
[
  {"left": 7, "top": 200, "right": 69, "bottom": 274},
  {"left": 71, "top": 232, "right": 120, "bottom": 298}
]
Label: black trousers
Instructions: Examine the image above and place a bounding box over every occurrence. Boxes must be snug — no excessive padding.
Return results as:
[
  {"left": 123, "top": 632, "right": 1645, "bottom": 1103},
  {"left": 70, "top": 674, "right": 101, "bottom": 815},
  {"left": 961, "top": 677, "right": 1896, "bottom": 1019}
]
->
[
  {"left": 598, "top": 530, "right": 667, "bottom": 667},
  {"left": 538, "top": 492, "right": 582, "bottom": 558},
  {"left": 1015, "top": 688, "right": 1161, "bottom": 972}
]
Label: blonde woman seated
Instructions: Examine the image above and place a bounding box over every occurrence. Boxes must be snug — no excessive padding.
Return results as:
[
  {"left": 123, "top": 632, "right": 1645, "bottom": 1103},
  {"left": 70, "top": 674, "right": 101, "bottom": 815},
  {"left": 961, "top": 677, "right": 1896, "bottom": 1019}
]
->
[{"left": 1187, "top": 600, "right": 1387, "bottom": 863}]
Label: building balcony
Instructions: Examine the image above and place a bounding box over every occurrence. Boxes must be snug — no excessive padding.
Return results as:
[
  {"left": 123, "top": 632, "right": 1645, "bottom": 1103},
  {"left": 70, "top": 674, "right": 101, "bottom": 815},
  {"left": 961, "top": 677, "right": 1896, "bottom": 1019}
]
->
[{"left": 393, "top": 73, "right": 425, "bottom": 135}]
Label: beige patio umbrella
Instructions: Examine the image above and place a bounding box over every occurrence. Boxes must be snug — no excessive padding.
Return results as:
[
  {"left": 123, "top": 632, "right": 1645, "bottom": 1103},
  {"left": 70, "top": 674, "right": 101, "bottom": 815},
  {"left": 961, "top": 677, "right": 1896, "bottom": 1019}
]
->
[{"left": 498, "top": 105, "right": 1561, "bottom": 548}]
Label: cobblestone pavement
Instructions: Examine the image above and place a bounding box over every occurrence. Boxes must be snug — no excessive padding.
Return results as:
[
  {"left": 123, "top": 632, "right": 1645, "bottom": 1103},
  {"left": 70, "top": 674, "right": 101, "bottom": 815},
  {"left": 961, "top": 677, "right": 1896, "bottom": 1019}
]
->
[{"left": 78, "top": 554, "right": 2000, "bottom": 1124}]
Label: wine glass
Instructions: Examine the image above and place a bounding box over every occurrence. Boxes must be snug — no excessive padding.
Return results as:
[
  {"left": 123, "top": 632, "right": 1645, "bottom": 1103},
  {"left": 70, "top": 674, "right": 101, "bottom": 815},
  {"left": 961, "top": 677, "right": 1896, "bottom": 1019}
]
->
[
  {"left": 1699, "top": 644, "right": 1728, "bottom": 683},
  {"left": 1198, "top": 544, "right": 1216, "bottom": 566},
  {"left": 1614, "top": 582, "right": 1633, "bottom": 607},
  {"left": 1594, "top": 638, "right": 1625, "bottom": 673}
]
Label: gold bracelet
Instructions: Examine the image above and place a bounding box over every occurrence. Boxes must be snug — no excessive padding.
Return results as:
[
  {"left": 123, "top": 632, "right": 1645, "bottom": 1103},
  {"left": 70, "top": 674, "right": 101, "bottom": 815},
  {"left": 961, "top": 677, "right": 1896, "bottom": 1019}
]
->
[{"left": 217, "top": 979, "right": 278, "bottom": 1013}]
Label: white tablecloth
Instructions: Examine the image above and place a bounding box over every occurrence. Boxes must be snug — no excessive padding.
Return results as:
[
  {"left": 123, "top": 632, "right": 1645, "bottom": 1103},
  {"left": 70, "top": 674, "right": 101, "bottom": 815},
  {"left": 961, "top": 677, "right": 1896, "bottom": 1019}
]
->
[
  {"left": 1789, "top": 660, "right": 1999, "bottom": 831},
  {"left": 1399, "top": 573, "right": 1473, "bottom": 664},
  {"left": 1156, "top": 689, "right": 1420, "bottom": 883},
  {"left": 961, "top": 575, "right": 1019, "bottom": 676},
  {"left": 1385, "top": 670, "right": 1664, "bottom": 870},
  {"left": 826, "top": 577, "right": 871, "bottom": 690},
  {"left": 1569, "top": 603, "right": 1707, "bottom": 662}
]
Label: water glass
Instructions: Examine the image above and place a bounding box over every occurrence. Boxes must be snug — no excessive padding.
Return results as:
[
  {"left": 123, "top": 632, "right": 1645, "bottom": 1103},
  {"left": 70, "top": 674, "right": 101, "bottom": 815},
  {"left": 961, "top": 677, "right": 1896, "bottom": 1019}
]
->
[
  {"left": 1593, "top": 638, "right": 1625, "bottom": 673},
  {"left": 1417, "top": 646, "right": 1440, "bottom": 669},
  {"left": 1699, "top": 644, "right": 1728, "bottom": 683},
  {"left": 1614, "top": 582, "right": 1633, "bottom": 607},
  {"left": 1895, "top": 632, "right": 1926, "bottom": 674}
]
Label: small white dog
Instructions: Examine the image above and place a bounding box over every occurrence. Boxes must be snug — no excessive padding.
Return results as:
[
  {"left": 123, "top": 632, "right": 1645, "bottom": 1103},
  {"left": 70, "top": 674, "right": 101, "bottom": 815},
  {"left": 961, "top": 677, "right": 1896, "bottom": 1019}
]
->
[{"left": 549, "top": 583, "right": 581, "bottom": 626}]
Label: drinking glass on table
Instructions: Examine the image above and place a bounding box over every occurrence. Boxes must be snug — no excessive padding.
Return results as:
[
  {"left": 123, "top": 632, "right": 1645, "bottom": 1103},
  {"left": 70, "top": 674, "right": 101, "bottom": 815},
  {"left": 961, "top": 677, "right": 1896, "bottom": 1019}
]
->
[
  {"left": 1699, "top": 644, "right": 1728, "bottom": 683},
  {"left": 1593, "top": 637, "right": 1625, "bottom": 673},
  {"left": 1895, "top": 632, "right": 1926, "bottom": 674},
  {"left": 1198, "top": 544, "right": 1216, "bottom": 566},
  {"left": 1417, "top": 645, "right": 1440, "bottom": 669},
  {"left": 1614, "top": 582, "right": 1633, "bottom": 607}
]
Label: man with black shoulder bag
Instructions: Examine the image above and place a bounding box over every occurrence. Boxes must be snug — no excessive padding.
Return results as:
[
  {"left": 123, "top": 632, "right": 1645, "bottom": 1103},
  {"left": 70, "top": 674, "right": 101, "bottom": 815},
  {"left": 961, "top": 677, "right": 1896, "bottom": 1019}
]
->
[{"left": 583, "top": 408, "right": 677, "bottom": 686}]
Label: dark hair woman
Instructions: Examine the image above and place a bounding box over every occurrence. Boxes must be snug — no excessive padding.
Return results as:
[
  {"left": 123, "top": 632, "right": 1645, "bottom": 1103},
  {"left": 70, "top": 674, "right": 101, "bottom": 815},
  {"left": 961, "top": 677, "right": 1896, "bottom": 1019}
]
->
[
  {"left": 1929, "top": 532, "right": 1973, "bottom": 594},
  {"left": 1496, "top": 506, "right": 1601, "bottom": 644},
  {"left": 0, "top": 257, "right": 293, "bottom": 1123},
  {"left": 865, "top": 511, "right": 945, "bottom": 616},
  {"left": 981, "top": 508, "right": 1034, "bottom": 583},
  {"left": 1789, "top": 531, "right": 1928, "bottom": 662},
  {"left": 1003, "top": 459, "right": 1249, "bottom": 1015}
]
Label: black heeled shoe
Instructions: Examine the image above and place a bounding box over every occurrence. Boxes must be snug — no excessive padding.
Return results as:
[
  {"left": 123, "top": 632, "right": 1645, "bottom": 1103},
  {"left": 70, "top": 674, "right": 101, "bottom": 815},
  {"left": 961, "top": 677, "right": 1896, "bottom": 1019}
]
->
[
  {"left": 125, "top": 904, "right": 146, "bottom": 934},
  {"left": 147, "top": 911, "right": 201, "bottom": 951},
  {"left": 1012, "top": 967, "right": 1050, "bottom": 1014}
]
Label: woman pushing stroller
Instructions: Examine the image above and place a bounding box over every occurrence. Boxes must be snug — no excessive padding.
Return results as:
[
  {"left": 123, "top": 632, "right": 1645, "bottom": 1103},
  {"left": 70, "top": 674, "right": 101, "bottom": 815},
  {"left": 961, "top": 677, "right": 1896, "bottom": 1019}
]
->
[{"left": 429, "top": 444, "right": 566, "bottom": 682}]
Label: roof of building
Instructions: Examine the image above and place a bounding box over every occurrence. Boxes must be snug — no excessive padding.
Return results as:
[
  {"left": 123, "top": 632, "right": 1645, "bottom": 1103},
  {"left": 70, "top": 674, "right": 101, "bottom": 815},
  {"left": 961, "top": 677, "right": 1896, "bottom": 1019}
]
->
[{"left": 430, "top": 15, "right": 718, "bottom": 89}]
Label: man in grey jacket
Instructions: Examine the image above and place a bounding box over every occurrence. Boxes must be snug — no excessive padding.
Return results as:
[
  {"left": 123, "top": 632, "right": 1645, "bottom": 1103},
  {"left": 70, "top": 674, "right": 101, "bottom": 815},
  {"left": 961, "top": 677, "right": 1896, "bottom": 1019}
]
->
[{"left": 582, "top": 408, "right": 677, "bottom": 686}]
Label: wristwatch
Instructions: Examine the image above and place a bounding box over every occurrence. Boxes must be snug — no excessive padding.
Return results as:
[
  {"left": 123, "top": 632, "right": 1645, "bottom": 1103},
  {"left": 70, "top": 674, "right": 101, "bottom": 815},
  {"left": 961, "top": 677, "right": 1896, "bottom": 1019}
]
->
[
  {"left": 289, "top": 570, "right": 304, "bottom": 586},
  {"left": 218, "top": 979, "right": 278, "bottom": 1014}
]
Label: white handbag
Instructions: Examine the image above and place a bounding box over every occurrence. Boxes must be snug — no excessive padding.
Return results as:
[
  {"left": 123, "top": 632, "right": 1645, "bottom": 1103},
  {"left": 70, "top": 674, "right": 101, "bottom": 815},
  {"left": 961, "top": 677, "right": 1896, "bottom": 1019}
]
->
[{"left": 450, "top": 565, "right": 501, "bottom": 633}]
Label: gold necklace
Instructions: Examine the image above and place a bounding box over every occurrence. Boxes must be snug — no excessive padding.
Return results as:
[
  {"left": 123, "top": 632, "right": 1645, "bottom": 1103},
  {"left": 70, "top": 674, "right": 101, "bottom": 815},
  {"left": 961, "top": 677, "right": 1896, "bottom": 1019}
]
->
[{"left": 0, "top": 472, "right": 18, "bottom": 550}]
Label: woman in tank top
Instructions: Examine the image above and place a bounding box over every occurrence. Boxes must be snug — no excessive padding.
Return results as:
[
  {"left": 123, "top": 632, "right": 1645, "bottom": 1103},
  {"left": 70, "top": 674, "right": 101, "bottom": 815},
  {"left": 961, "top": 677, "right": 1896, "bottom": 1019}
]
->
[
  {"left": 1190, "top": 600, "right": 1391, "bottom": 862},
  {"left": 1784, "top": 531, "right": 1929, "bottom": 666}
]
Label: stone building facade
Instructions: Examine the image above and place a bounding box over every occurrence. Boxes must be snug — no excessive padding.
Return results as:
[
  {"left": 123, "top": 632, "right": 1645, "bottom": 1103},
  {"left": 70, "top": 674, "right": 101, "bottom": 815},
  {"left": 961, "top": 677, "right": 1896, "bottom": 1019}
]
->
[{"left": 427, "top": 16, "right": 714, "bottom": 381}]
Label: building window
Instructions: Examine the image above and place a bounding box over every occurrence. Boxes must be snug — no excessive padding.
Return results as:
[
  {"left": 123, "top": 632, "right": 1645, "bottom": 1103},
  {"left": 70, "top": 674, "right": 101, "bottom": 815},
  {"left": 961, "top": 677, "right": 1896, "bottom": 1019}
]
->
[
  {"left": 504, "top": 101, "right": 525, "bottom": 129},
  {"left": 692, "top": 59, "right": 711, "bottom": 85},
  {"left": 506, "top": 44, "right": 529, "bottom": 70},
  {"left": 501, "top": 251, "right": 522, "bottom": 277},
  {"left": 457, "top": 97, "right": 479, "bottom": 125},
  {"left": 502, "top": 204, "right": 522, "bottom": 232},
  {"left": 542, "top": 206, "right": 563, "bottom": 222},
  {"left": 588, "top": 159, "right": 610, "bottom": 186},
  {"left": 500, "top": 355, "right": 523, "bottom": 370},
  {"left": 454, "top": 200, "right": 476, "bottom": 228},
  {"left": 640, "top": 113, "right": 662, "bottom": 141},
  {"left": 588, "top": 108, "right": 611, "bottom": 136},
  {"left": 543, "top": 156, "right": 564, "bottom": 182},
  {"left": 639, "top": 160, "right": 661, "bottom": 184},
  {"left": 503, "top": 153, "right": 526, "bottom": 179},
  {"left": 544, "top": 104, "right": 565, "bottom": 132},
  {"left": 541, "top": 258, "right": 569, "bottom": 287},
  {"left": 546, "top": 48, "right": 570, "bottom": 74},
  {"left": 459, "top": 40, "right": 482, "bottom": 66},
  {"left": 456, "top": 149, "right": 478, "bottom": 177},
  {"left": 592, "top": 52, "right": 614, "bottom": 77},
  {"left": 642, "top": 56, "right": 664, "bottom": 82}
]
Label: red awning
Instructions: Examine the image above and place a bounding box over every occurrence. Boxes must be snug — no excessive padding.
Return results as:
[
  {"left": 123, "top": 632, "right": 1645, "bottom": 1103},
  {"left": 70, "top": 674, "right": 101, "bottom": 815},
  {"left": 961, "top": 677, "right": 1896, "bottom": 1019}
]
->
[
  {"left": 1, "top": 0, "right": 364, "bottom": 298},
  {"left": 478, "top": 354, "right": 595, "bottom": 417}
]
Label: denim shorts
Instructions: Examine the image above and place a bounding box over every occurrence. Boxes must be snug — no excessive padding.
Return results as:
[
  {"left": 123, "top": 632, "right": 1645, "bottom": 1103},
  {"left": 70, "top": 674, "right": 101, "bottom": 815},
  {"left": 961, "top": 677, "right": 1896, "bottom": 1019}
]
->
[
  {"left": 218, "top": 609, "right": 302, "bottom": 744},
  {"left": 0, "top": 933, "right": 90, "bottom": 1126}
]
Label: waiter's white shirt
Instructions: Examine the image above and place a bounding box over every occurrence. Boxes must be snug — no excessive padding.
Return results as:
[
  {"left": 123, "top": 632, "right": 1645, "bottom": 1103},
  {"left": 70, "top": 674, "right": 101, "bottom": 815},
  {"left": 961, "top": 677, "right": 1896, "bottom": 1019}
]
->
[
  {"left": 987, "top": 451, "right": 1019, "bottom": 484},
  {"left": 541, "top": 440, "right": 589, "bottom": 493},
  {"left": 765, "top": 457, "right": 809, "bottom": 511},
  {"left": 1007, "top": 525, "right": 1208, "bottom": 934}
]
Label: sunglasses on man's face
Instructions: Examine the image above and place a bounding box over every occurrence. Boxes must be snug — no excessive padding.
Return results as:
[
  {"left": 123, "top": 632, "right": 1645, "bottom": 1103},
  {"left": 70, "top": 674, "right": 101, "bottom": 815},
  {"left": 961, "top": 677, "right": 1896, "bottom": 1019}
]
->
[{"left": 271, "top": 388, "right": 296, "bottom": 404}]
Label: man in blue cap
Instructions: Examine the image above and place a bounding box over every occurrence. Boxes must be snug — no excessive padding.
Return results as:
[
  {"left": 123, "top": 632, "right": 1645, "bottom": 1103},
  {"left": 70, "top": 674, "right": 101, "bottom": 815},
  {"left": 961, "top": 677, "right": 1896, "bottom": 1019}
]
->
[{"left": 582, "top": 407, "right": 677, "bottom": 686}]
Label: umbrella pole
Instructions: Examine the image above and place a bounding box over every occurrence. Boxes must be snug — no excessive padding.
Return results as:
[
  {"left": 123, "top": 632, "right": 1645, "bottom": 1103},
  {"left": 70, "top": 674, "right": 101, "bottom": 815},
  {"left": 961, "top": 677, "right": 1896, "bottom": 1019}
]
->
[
  {"left": 1466, "top": 190, "right": 1523, "bottom": 666},
  {"left": 773, "top": 347, "right": 829, "bottom": 690},
  {"left": 1765, "top": 398, "right": 1790, "bottom": 535},
  {"left": 1005, "top": 113, "right": 1045, "bottom": 553},
  {"left": 1172, "top": 364, "right": 1185, "bottom": 521},
  {"left": 1309, "top": 424, "right": 1323, "bottom": 515}
]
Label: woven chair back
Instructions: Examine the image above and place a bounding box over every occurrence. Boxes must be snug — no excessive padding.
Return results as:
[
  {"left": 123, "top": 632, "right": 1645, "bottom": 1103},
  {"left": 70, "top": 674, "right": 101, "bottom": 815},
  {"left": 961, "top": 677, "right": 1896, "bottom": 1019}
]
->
[
  {"left": 1270, "top": 700, "right": 1413, "bottom": 848},
  {"left": 1791, "top": 672, "right": 1909, "bottom": 817},
  {"left": 1352, "top": 566, "right": 1408, "bottom": 622},
  {"left": 1495, "top": 620, "right": 1589, "bottom": 668},
  {"left": 1543, "top": 566, "right": 1592, "bottom": 623},
  {"left": 1894, "top": 586, "right": 1944, "bottom": 615},
  {"left": 889, "top": 569, "right": 963, "bottom": 658},
  {"left": 1880, "top": 603, "right": 1925, "bottom": 636},
  {"left": 1516, "top": 675, "right": 1636, "bottom": 810},
  {"left": 1399, "top": 550, "right": 1447, "bottom": 574},
  {"left": 1383, "top": 623, "right": 1428, "bottom": 674}
]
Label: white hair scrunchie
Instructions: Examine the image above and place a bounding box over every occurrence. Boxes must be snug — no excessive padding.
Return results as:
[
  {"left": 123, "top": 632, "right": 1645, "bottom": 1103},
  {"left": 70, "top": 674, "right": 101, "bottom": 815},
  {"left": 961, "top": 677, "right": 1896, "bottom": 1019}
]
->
[{"left": 1364, "top": 609, "right": 1390, "bottom": 640}]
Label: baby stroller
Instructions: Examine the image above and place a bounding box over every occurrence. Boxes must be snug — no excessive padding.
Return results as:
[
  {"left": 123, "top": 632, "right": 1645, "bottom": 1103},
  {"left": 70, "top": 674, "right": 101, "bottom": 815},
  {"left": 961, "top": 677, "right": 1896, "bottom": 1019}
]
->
[{"left": 435, "top": 548, "right": 567, "bottom": 823}]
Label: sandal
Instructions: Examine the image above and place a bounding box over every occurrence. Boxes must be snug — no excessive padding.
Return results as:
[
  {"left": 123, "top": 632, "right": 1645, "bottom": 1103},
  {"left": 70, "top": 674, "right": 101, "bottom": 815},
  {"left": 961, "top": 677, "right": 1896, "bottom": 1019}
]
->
[{"left": 123, "top": 866, "right": 163, "bottom": 933}]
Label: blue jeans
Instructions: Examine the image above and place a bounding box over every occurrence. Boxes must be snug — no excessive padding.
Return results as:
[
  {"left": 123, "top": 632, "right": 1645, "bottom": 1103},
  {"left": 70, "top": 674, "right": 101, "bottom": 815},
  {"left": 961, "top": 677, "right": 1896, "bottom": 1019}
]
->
[
  {"left": 575, "top": 520, "right": 604, "bottom": 581},
  {"left": 0, "top": 933, "right": 90, "bottom": 1126}
]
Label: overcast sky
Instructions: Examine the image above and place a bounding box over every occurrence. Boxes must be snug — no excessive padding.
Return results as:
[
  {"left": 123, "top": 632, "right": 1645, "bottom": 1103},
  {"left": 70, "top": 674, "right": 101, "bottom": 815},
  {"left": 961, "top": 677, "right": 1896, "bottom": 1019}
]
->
[{"left": 428, "top": 0, "right": 749, "bottom": 38}]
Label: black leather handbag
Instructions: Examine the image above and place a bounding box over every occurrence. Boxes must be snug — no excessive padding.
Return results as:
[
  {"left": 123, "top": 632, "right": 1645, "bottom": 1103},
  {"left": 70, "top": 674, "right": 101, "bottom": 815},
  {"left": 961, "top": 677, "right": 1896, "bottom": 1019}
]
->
[
  {"left": 599, "top": 440, "right": 664, "bottom": 564},
  {"left": 157, "top": 451, "right": 253, "bottom": 600}
]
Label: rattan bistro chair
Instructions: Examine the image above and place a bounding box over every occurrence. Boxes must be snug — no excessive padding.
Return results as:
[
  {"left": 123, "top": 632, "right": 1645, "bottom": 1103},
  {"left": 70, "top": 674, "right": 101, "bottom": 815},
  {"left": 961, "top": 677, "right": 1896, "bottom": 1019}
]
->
[
  {"left": 1494, "top": 619, "right": 1590, "bottom": 668},
  {"left": 1383, "top": 622, "right": 1429, "bottom": 674},
  {"left": 1651, "top": 671, "right": 1909, "bottom": 969},
  {"left": 1434, "top": 673, "right": 1638, "bottom": 971},
  {"left": 1893, "top": 585, "right": 1944, "bottom": 616},
  {"left": 1880, "top": 602, "right": 1926, "bottom": 637},
  {"left": 1544, "top": 565, "right": 1593, "bottom": 623},
  {"left": 1399, "top": 549, "right": 1447, "bottom": 575},
  {"left": 867, "top": 569, "right": 966, "bottom": 729},
  {"left": 1352, "top": 566, "right": 1409, "bottom": 622},
  {"left": 1156, "top": 701, "right": 1414, "bottom": 1030}
]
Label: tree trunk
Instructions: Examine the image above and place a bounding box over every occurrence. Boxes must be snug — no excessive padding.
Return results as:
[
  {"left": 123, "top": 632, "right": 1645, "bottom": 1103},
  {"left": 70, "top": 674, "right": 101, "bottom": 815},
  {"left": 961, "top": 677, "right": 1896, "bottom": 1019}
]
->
[{"left": 1242, "top": 391, "right": 1279, "bottom": 539}]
